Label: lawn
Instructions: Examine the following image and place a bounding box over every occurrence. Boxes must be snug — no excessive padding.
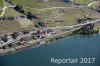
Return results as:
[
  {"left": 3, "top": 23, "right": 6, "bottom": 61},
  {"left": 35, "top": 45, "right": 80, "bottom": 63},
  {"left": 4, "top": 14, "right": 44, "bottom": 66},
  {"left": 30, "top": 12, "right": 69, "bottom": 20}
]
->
[{"left": 0, "top": 0, "right": 4, "bottom": 7}]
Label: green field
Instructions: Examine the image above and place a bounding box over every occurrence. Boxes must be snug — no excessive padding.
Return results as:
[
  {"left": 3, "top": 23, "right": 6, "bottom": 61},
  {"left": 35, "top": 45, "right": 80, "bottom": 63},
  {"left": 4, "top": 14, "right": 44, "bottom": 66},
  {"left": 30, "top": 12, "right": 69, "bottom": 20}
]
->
[{"left": 0, "top": 0, "right": 4, "bottom": 7}]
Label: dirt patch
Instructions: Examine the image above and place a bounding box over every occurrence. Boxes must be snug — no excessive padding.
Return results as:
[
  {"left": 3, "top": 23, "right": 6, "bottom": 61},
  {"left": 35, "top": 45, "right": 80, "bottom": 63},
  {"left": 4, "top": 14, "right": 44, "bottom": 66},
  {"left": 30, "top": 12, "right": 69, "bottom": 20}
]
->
[
  {"left": 17, "top": 18, "right": 33, "bottom": 28},
  {"left": 94, "top": 21, "right": 100, "bottom": 27}
]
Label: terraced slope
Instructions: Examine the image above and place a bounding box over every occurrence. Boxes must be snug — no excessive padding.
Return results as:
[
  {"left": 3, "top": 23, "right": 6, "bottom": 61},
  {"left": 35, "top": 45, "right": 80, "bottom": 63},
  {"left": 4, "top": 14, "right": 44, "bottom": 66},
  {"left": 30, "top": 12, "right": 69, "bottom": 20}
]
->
[
  {"left": 23, "top": 6, "right": 99, "bottom": 27},
  {"left": 0, "top": 0, "right": 99, "bottom": 34},
  {"left": 12, "top": 0, "right": 99, "bottom": 27},
  {"left": 0, "top": 1, "right": 21, "bottom": 33},
  {"left": 12, "top": 0, "right": 72, "bottom": 8}
]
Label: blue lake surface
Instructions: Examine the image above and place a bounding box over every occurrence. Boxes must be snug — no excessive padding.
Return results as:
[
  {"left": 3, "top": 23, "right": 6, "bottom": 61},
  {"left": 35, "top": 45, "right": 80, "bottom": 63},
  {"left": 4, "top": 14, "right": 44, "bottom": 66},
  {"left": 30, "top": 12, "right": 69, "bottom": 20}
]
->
[{"left": 0, "top": 34, "right": 100, "bottom": 66}]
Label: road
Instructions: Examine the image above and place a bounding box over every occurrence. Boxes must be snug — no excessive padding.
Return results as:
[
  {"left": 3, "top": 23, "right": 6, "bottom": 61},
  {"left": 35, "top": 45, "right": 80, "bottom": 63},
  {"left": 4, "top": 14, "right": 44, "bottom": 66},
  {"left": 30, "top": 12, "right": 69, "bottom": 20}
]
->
[
  {"left": 46, "top": 19, "right": 100, "bottom": 29},
  {"left": 0, "top": 0, "right": 99, "bottom": 16},
  {"left": 88, "top": 1, "right": 100, "bottom": 6},
  {"left": 0, "top": 0, "right": 100, "bottom": 47},
  {"left": 0, "top": 19, "right": 100, "bottom": 47},
  {"left": 0, "top": 0, "right": 16, "bottom": 17}
]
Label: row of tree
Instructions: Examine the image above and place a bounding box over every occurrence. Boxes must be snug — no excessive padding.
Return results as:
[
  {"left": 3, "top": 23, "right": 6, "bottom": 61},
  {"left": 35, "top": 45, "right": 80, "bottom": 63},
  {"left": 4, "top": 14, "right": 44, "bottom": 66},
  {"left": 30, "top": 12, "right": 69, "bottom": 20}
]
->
[
  {"left": 73, "top": 24, "right": 99, "bottom": 35},
  {"left": 76, "top": 17, "right": 92, "bottom": 24},
  {"left": 14, "top": 5, "right": 36, "bottom": 20}
]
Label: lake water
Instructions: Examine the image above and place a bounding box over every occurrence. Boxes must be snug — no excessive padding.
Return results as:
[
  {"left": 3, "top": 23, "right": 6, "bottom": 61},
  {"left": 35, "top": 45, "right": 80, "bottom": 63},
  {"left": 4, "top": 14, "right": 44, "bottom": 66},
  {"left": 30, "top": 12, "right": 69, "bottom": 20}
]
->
[{"left": 0, "top": 34, "right": 100, "bottom": 66}]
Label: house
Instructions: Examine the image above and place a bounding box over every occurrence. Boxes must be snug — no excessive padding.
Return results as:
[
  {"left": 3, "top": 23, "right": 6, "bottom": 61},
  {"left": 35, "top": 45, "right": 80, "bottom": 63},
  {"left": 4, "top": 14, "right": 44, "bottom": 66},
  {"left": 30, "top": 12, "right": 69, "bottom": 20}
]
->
[
  {"left": 20, "top": 38, "right": 28, "bottom": 45},
  {"left": 0, "top": 17, "right": 15, "bottom": 20},
  {"left": 95, "top": 6, "right": 100, "bottom": 12}
]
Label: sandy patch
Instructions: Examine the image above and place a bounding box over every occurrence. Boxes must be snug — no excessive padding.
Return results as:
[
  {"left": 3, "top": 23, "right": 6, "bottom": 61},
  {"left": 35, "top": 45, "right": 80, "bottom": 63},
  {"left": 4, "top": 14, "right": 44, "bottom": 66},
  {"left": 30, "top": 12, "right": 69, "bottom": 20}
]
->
[{"left": 17, "top": 18, "right": 33, "bottom": 28}]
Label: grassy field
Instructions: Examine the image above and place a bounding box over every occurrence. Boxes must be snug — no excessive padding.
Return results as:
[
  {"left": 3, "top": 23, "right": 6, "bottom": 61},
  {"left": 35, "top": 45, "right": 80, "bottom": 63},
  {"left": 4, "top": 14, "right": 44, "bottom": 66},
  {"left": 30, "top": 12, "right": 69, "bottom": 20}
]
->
[
  {"left": 4, "top": 8, "right": 24, "bottom": 16},
  {"left": 47, "top": 11, "right": 97, "bottom": 26},
  {"left": 0, "top": 10, "right": 2, "bottom": 15},
  {"left": 12, "top": 0, "right": 73, "bottom": 8},
  {"left": 0, "top": 0, "right": 99, "bottom": 34},
  {"left": 73, "top": 0, "right": 99, "bottom": 4},
  {"left": 0, "top": 0, "right": 4, "bottom": 7},
  {"left": 23, "top": 6, "right": 98, "bottom": 27},
  {"left": 12, "top": 0, "right": 99, "bottom": 8},
  {"left": 12, "top": 0, "right": 49, "bottom": 8},
  {"left": 0, "top": 20, "right": 21, "bottom": 34},
  {"left": 5, "top": 2, "right": 13, "bottom": 6}
]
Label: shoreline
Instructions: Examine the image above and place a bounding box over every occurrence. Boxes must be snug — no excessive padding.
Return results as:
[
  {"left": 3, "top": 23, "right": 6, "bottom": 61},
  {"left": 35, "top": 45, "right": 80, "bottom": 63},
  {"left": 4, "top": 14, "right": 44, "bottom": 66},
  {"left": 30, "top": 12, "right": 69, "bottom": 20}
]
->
[
  {"left": 0, "top": 24, "right": 100, "bottom": 56},
  {"left": 0, "top": 30, "right": 71, "bottom": 56},
  {"left": 0, "top": 31, "right": 100, "bottom": 56}
]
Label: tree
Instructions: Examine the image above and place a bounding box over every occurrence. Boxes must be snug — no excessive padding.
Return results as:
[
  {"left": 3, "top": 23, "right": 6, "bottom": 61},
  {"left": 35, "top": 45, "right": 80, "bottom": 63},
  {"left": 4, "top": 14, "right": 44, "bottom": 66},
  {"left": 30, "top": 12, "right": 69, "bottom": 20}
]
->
[
  {"left": 8, "top": 43, "right": 13, "bottom": 48},
  {"left": 11, "top": 32, "right": 18, "bottom": 39},
  {"left": 14, "top": 5, "right": 23, "bottom": 12},
  {"left": 73, "top": 24, "right": 98, "bottom": 35},
  {"left": 26, "top": 12, "right": 33, "bottom": 20},
  {"left": 22, "top": 30, "right": 29, "bottom": 34},
  {"left": 2, "top": 46, "right": 6, "bottom": 50},
  {"left": 63, "top": 0, "right": 70, "bottom": 3},
  {"left": 1, "top": 34, "right": 8, "bottom": 42}
]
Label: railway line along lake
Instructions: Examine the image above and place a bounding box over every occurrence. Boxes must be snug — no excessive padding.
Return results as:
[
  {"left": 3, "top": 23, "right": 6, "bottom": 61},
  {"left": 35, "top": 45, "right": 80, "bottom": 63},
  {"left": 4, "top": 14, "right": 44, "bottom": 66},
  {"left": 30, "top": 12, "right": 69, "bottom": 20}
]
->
[{"left": 0, "top": 34, "right": 100, "bottom": 66}]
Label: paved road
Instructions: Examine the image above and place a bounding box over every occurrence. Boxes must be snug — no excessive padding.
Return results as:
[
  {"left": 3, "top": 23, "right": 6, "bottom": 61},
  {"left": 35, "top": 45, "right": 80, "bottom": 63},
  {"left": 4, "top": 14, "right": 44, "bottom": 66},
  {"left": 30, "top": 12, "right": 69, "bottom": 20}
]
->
[{"left": 47, "top": 19, "right": 100, "bottom": 29}]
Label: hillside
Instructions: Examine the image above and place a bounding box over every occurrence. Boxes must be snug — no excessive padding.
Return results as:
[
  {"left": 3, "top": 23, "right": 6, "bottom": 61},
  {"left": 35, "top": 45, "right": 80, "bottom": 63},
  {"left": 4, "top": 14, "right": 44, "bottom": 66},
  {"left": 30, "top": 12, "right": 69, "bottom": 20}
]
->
[
  {"left": 73, "top": 0, "right": 99, "bottom": 4},
  {"left": 0, "top": 0, "right": 99, "bottom": 34},
  {"left": 0, "top": 20, "right": 21, "bottom": 34},
  {"left": 12, "top": 0, "right": 100, "bottom": 8},
  {"left": 0, "top": 0, "right": 4, "bottom": 8},
  {"left": 12, "top": 0, "right": 73, "bottom": 8}
]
